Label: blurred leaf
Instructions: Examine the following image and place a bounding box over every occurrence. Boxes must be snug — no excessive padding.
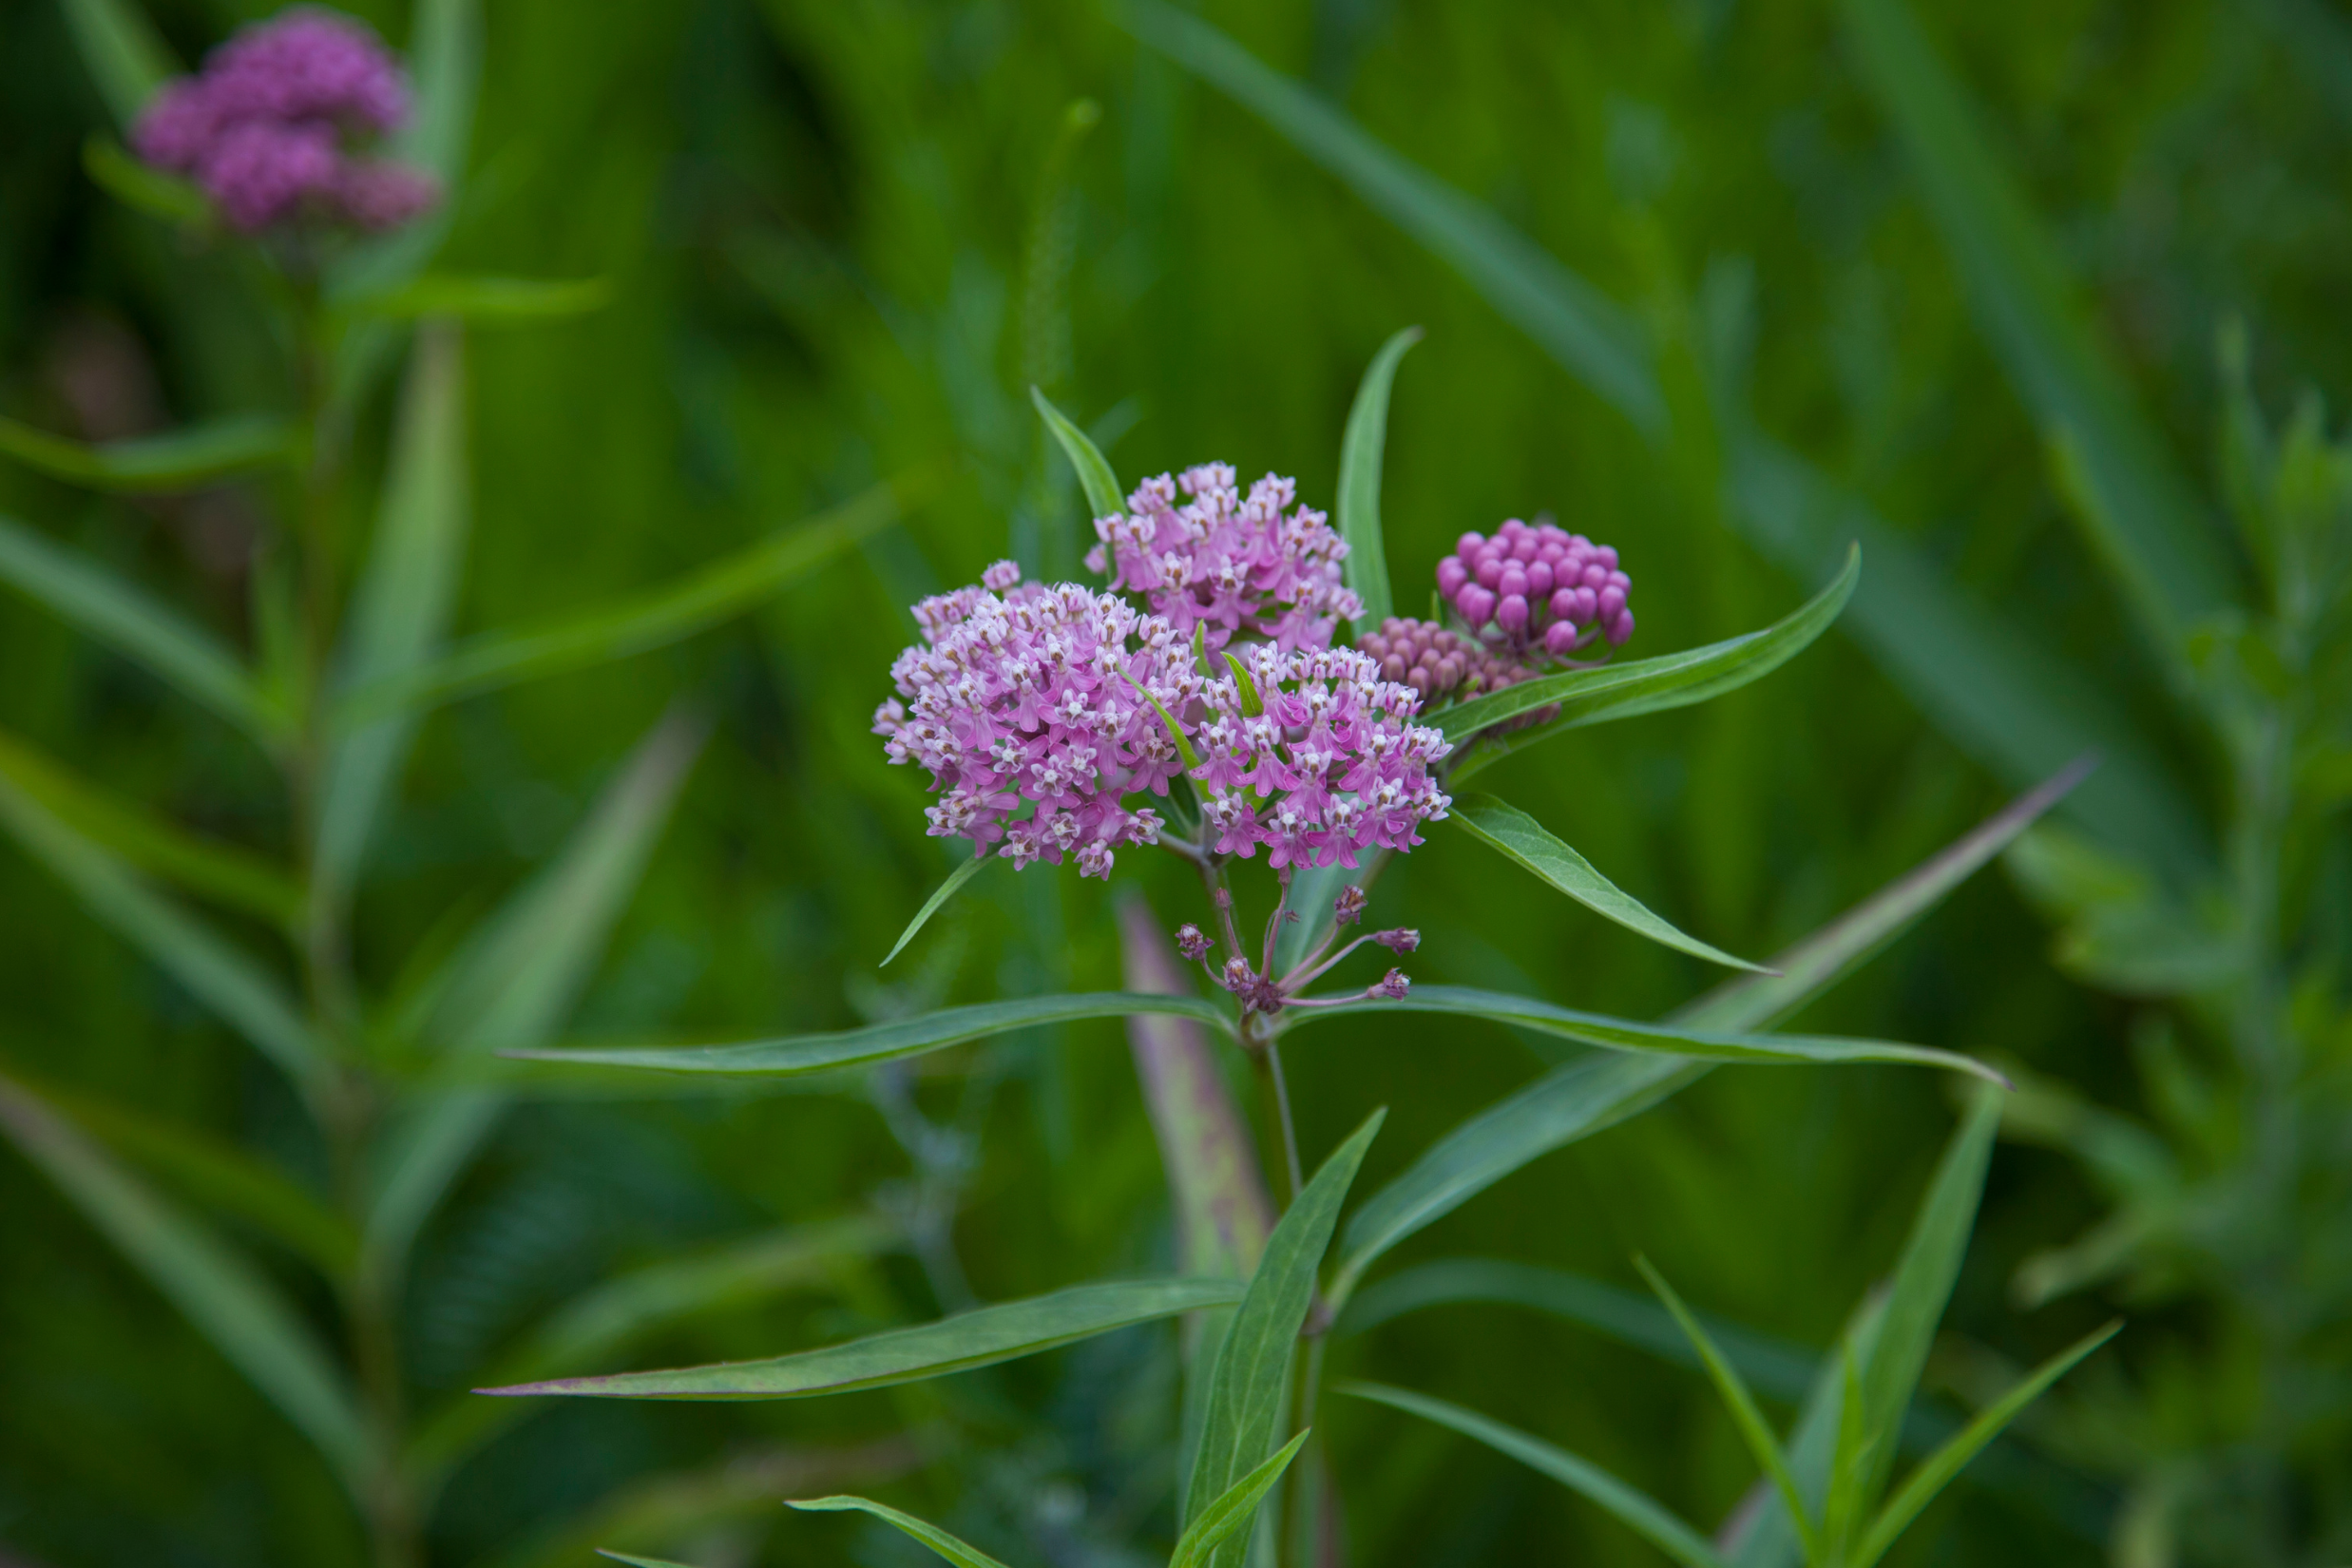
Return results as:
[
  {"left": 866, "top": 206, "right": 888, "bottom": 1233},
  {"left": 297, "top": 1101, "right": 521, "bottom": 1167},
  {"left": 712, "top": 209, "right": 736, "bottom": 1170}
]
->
[
  {"left": 1855, "top": 1321, "right": 2120, "bottom": 1567},
  {"left": 0, "top": 728, "right": 299, "bottom": 926},
  {"left": 327, "top": 0, "right": 480, "bottom": 299},
  {"left": 1032, "top": 386, "right": 1126, "bottom": 519},
  {"left": 0, "top": 1070, "right": 370, "bottom": 1487},
  {"left": 1123, "top": 2, "right": 1665, "bottom": 435},
  {"left": 0, "top": 411, "right": 292, "bottom": 492},
  {"left": 1826, "top": 1345, "right": 1874, "bottom": 1558},
  {"left": 484, "top": 1276, "right": 1243, "bottom": 1399},
  {"left": 0, "top": 514, "right": 285, "bottom": 742},
  {"left": 315, "top": 323, "right": 469, "bottom": 914},
  {"left": 1183, "top": 1109, "right": 1383, "bottom": 1556},
  {"left": 1336, "top": 326, "right": 1421, "bottom": 627},
  {"left": 1443, "top": 544, "right": 1856, "bottom": 760},
  {"left": 883, "top": 853, "right": 990, "bottom": 967},
  {"left": 0, "top": 764, "right": 321, "bottom": 1079},
  {"left": 335, "top": 484, "right": 899, "bottom": 725},
  {"left": 1341, "top": 1383, "right": 1727, "bottom": 1568},
  {"left": 1172, "top": 1428, "right": 1311, "bottom": 1568},
  {"left": 1638, "top": 1257, "right": 1820, "bottom": 1558},
  {"left": 597, "top": 1556, "right": 697, "bottom": 1568},
  {"left": 1732, "top": 1299, "right": 1886, "bottom": 1568},
  {"left": 1453, "top": 796, "right": 1766, "bottom": 972},
  {"left": 1286, "top": 985, "right": 2006, "bottom": 1084},
  {"left": 786, "top": 1497, "right": 1012, "bottom": 1568},
  {"left": 511, "top": 991, "right": 1233, "bottom": 1077},
  {"left": 80, "top": 137, "right": 208, "bottom": 225},
  {"left": 1841, "top": 0, "right": 2234, "bottom": 650},
  {"left": 363, "top": 707, "right": 706, "bottom": 1288},
  {"left": 352, "top": 275, "right": 612, "bottom": 323},
  {"left": 57, "top": 0, "right": 174, "bottom": 127}
]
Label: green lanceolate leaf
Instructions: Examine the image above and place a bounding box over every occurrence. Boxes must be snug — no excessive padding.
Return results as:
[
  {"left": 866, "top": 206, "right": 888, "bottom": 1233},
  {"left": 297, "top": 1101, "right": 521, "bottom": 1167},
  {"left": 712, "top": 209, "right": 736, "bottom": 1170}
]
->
[
  {"left": 786, "top": 1498, "right": 1013, "bottom": 1568},
  {"left": 1732, "top": 1298, "right": 1886, "bottom": 1568},
  {"left": 1183, "top": 1109, "right": 1383, "bottom": 1558},
  {"left": 0, "top": 514, "right": 284, "bottom": 743},
  {"left": 58, "top": 0, "right": 174, "bottom": 126},
  {"left": 1172, "top": 1429, "right": 1311, "bottom": 1568},
  {"left": 0, "top": 412, "right": 294, "bottom": 492},
  {"left": 353, "top": 275, "right": 611, "bottom": 323},
  {"left": 1443, "top": 544, "right": 1857, "bottom": 765},
  {"left": 1285, "top": 985, "right": 2006, "bottom": 1085},
  {"left": 1032, "top": 386, "right": 1127, "bottom": 520},
  {"left": 338, "top": 485, "right": 899, "bottom": 725},
  {"left": 1453, "top": 796, "right": 1767, "bottom": 972},
  {"left": 1336, "top": 326, "right": 1422, "bottom": 627},
  {"left": 0, "top": 728, "right": 300, "bottom": 926},
  {"left": 597, "top": 1555, "right": 701, "bottom": 1568},
  {"left": 1222, "top": 650, "right": 1265, "bottom": 716},
  {"left": 1826, "top": 1344, "right": 1874, "bottom": 1558},
  {"left": 1851, "top": 1320, "right": 2121, "bottom": 1567},
  {"left": 482, "top": 1276, "right": 1241, "bottom": 1400},
  {"left": 0, "top": 767, "right": 321, "bottom": 1080},
  {"left": 1840, "top": 0, "right": 2233, "bottom": 649},
  {"left": 1341, "top": 1384, "right": 1727, "bottom": 1568},
  {"left": 512, "top": 991, "right": 1233, "bottom": 1078},
  {"left": 1123, "top": 671, "right": 1203, "bottom": 771},
  {"left": 82, "top": 137, "right": 209, "bottom": 225},
  {"left": 883, "top": 852, "right": 991, "bottom": 966},
  {"left": 1121, "top": 2, "right": 1664, "bottom": 436},
  {"left": 1637, "top": 1257, "right": 1820, "bottom": 1558},
  {"left": 0, "top": 1071, "right": 371, "bottom": 1489}
]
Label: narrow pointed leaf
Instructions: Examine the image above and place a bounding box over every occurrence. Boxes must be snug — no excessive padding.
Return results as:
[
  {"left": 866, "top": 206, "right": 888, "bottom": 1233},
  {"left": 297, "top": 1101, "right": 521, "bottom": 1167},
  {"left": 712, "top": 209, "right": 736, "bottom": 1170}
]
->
[
  {"left": 1336, "top": 327, "right": 1421, "bottom": 627},
  {"left": 1731, "top": 1299, "right": 1885, "bottom": 1568},
  {"left": 58, "top": 0, "right": 174, "bottom": 126},
  {"left": 337, "top": 485, "right": 898, "bottom": 725},
  {"left": 0, "top": 727, "right": 299, "bottom": 926},
  {"left": 1032, "top": 386, "right": 1126, "bottom": 520},
  {"left": 511, "top": 991, "right": 1233, "bottom": 1077},
  {"left": 1454, "top": 797, "right": 1766, "bottom": 971},
  {"left": 597, "top": 1555, "right": 699, "bottom": 1568},
  {"left": 0, "top": 1071, "right": 370, "bottom": 1486},
  {"left": 1637, "top": 1257, "right": 1819, "bottom": 1558},
  {"left": 1172, "top": 1429, "right": 1311, "bottom": 1568},
  {"left": 786, "top": 1497, "right": 1013, "bottom": 1568},
  {"left": 0, "top": 514, "right": 282, "bottom": 741},
  {"left": 1341, "top": 1383, "right": 1726, "bottom": 1568},
  {"left": 1443, "top": 545, "right": 1857, "bottom": 761},
  {"left": 1183, "top": 1109, "right": 1384, "bottom": 1556},
  {"left": 354, "top": 275, "right": 611, "bottom": 323},
  {"left": 82, "top": 136, "right": 210, "bottom": 225},
  {"left": 0, "top": 412, "right": 294, "bottom": 491},
  {"left": 883, "top": 853, "right": 990, "bottom": 966},
  {"left": 0, "top": 768, "right": 320, "bottom": 1079},
  {"left": 1285, "top": 985, "right": 2006, "bottom": 1085},
  {"left": 1221, "top": 650, "right": 1264, "bottom": 716},
  {"left": 1853, "top": 1321, "right": 2121, "bottom": 1567},
  {"left": 484, "top": 1277, "right": 1241, "bottom": 1400},
  {"left": 1826, "top": 1345, "right": 1873, "bottom": 1556}
]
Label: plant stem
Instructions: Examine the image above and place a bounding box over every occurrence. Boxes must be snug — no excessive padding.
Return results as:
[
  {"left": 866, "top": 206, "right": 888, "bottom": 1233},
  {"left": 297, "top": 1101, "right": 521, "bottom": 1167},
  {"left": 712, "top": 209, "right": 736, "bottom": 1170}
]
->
[{"left": 1248, "top": 1025, "right": 1306, "bottom": 1206}]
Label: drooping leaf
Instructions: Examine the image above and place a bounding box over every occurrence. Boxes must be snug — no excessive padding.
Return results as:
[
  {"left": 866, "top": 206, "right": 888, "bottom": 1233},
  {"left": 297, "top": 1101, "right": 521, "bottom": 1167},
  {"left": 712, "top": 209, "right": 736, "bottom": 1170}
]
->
[
  {"left": 883, "top": 852, "right": 991, "bottom": 966},
  {"left": 0, "top": 411, "right": 294, "bottom": 492},
  {"left": 0, "top": 727, "right": 299, "bottom": 926},
  {"left": 1452, "top": 796, "right": 1766, "bottom": 971},
  {"left": 1443, "top": 544, "right": 1858, "bottom": 765},
  {"left": 58, "top": 0, "right": 174, "bottom": 127},
  {"left": 1171, "top": 1429, "right": 1311, "bottom": 1568},
  {"left": 1637, "top": 1257, "right": 1820, "bottom": 1558},
  {"left": 1841, "top": 0, "right": 2234, "bottom": 651},
  {"left": 482, "top": 1277, "right": 1242, "bottom": 1400},
  {"left": 82, "top": 137, "right": 210, "bottom": 225},
  {"left": 785, "top": 1497, "right": 1014, "bottom": 1568},
  {"left": 314, "top": 323, "right": 470, "bottom": 916},
  {"left": 1852, "top": 1321, "right": 2121, "bottom": 1567},
  {"left": 1341, "top": 1383, "right": 1727, "bottom": 1568},
  {"left": 0, "top": 767, "right": 321, "bottom": 1080},
  {"left": 509, "top": 991, "right": 1233, "bottom": 1078},
  {"left": 1335, "top": 326, "right": 1421, "bottom": 627},
  {"left": 1284, "top": 985, "right": 2006, "bottom": 1084},
  {"left": 1183, "top": 1109, "right": 1383, "bottom": 1558},
  {"left": 363, "top": 708, "right": 706, "bottom": 1288},
  {"left": 1032, "top": 386, "right": 1126, "bottom": 520},
  {"left": 352, "top": 275, "right": 611, "bottom": 323},
  {"left": 334, "top": 485, "right": 900, "bottom": 725},
  {"left": 0, "top": 514, "right": 285, "bottom": 743},
  {"left": 0, "top": 1071, "right": 370, "bottom": 1489}
]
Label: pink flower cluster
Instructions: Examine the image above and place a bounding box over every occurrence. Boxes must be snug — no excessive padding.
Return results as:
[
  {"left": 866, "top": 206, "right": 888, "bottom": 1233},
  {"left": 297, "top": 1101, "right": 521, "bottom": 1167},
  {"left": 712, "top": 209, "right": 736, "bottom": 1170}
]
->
[
  {"left": 131, "top": 8, "right": 438, "bottom": 234},
  {"left": 1436, "top": 518, "right": 1634, "bottom": 659},
  {"left": 1186, "top": 641, "right": 1452, "bottom": 870},
  {"left": 1084, "top": 465, "right": 1362, "bottom": 653},
  {"left": 873, "top": 563, "right": 1187, "bottom": 878}
]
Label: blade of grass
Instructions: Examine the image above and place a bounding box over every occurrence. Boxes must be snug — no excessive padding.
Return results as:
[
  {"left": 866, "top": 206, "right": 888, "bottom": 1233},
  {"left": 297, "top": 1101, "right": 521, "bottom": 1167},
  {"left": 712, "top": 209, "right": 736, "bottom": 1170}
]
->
[
  {"left": 882, "top": 853, "right": 991, "bottom": 966},
  {"left": 784, "top": 1498, "right": 1012, "bottom": 1568},
  {"left": 1336, "top": 326, "right": 1422, "bottom": 627},
  {"left": 1032, "top": 386, "right": 1126, "bottom": 519},
  {"left": 0, "top": 412, "right": 296, "bottom": 492},
  {"left": 1173, "top": 1429, "right": 1312, "bottom": 1568},
  {"left": 58, "top": 0, "right": 174, "bottom": 127},
  {"left": 1825, "top": 1344, "right": 1875, "bottom": 1558}
]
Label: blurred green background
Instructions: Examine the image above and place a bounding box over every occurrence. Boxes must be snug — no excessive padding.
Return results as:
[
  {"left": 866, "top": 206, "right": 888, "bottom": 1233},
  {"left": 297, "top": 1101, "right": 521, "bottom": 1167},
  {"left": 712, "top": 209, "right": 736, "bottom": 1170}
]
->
[{"left": 1, "top": 0, "right": 2346, "bottom": 1564}]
